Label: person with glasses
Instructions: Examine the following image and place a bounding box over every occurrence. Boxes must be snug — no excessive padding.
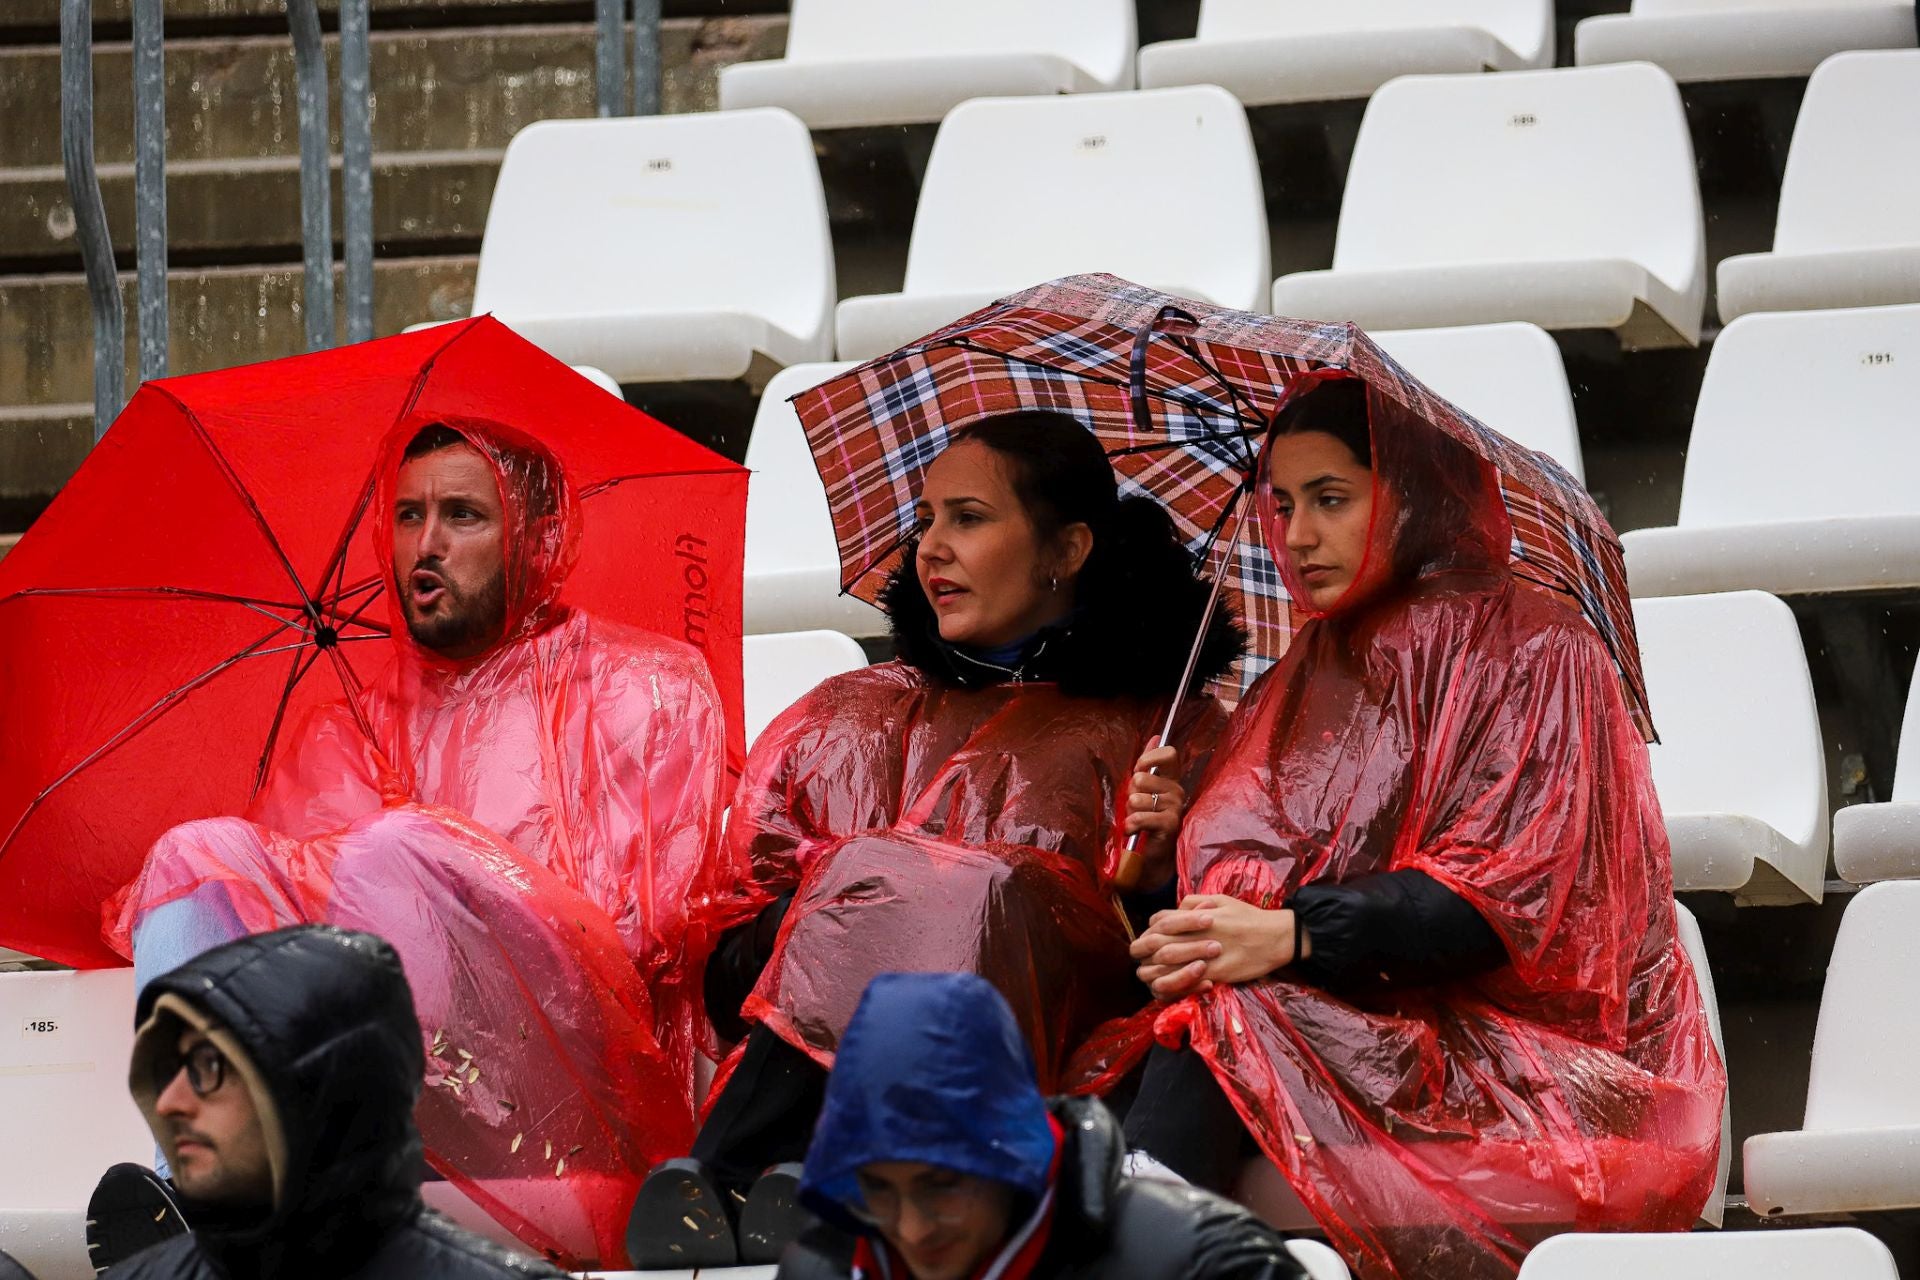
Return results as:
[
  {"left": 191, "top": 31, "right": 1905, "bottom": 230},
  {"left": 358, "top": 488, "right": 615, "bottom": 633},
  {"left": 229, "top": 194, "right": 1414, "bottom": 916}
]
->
[
  {"left": 85, "top": 924, "right": 567, "bottom": 1279},
  {"left": 772, "top": 972, "right": 1307, "bottom": 1280}
]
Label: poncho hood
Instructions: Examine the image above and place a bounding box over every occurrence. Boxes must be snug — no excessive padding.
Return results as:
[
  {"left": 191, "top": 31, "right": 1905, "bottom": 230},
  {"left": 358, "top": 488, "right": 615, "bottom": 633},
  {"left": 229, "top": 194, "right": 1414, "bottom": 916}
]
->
[
  {"left": 800, "top": 973, "right": 1057, "bottom": 1234},
  {"left": 1256, "top": 369, "right": 1511, "bottom": 627},
  {"left": 374, "top": 413, "right": 581, "bottom": 668}
]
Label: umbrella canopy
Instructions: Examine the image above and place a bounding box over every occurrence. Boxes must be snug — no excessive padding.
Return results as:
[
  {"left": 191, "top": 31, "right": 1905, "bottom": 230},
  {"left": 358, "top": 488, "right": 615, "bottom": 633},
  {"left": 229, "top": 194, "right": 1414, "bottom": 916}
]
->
[
  {"left": 0, "top": 317, "right": 747, "bottom": 967},
  {"left": 791, "top": 273, "right": 1650, "bottom": 736}
]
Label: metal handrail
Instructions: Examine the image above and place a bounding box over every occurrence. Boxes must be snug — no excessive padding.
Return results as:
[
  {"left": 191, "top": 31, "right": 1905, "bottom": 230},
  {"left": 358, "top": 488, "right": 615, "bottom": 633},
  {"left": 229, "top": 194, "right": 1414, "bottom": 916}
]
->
[
  {"left": 632, "top": 0, "right": 661, "bottom": 117},
  {"left": 132, "top": 0, "right": 167, "bottom": 383},
  {"left": 596, "top": 0, "right": 662, "bottom": 117},
  {"left": 341, "top": 0, "right": 375, "bottom": 344},
  {"left": 287, "top": 0, "right": 333, "bottom": 352},
  {"left": 60, "top": 0, "right": 124, "bottom": 438}
]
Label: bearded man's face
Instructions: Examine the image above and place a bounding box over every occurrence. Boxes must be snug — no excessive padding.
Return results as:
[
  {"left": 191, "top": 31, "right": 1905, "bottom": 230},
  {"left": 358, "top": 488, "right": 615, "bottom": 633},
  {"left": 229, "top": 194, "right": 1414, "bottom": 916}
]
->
[{"left": 391, "top": 443, "right": 508, "bottom": 659}]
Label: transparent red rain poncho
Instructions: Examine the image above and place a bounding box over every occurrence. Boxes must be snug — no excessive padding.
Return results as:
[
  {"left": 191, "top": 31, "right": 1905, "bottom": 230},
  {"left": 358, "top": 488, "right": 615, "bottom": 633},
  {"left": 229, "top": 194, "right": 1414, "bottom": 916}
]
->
[
  {"left": 1069, "top": 378, "right": 1725, "bottom": 1280},
  {"left": 106, "top": 415, "right": 730, "bottom": 1268},
  {"left": 718, "top": 662, "right": 1229, "bottom": 1093}
]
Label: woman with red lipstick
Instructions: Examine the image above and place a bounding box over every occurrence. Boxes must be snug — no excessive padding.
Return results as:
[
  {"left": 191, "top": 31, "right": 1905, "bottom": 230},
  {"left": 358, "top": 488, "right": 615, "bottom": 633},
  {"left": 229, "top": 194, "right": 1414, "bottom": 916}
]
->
[
  {"left": 1106, "top": 378, "right": 1724, "bottom": 1280},
  {"left": 627, "top": 409, "right": 1245, "bottom": 1268}
]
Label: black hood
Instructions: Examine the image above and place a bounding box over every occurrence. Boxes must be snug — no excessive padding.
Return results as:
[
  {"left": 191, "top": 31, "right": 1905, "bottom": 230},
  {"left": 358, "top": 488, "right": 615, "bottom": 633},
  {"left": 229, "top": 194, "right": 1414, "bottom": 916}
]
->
[
  {"left": 881, "top": 552, "right": 1244, "bottom": 700},
  {"left": 130, "top": 925, "right": 427, "bottom": 1278}
]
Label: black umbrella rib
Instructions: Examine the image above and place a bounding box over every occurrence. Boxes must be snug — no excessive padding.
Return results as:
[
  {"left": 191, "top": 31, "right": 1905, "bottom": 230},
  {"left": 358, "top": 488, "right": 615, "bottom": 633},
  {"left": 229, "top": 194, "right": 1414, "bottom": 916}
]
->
[
  {"left": 0, "top": 615, "right": 309, "bottom": 861},
  {"left": 319, "top": 576, "right": 390, "bottom": 637},
  {"left": 3, "top": 585, "right": 313, "bottom": 612},
  {"left": 251, "top": 640, "right": 330, "bottom": 799},
  {"left": 154, "top": 385, "right": 323, "bottom": 628},
  {"left": 314, "top": 470, "right": 381, "bottom": 635},
  {"left": 935, "top": 345, "right": 1260, "bottom": 426},
  {"left": 577, "top": 466, "right": 749, "bottom": 500}
]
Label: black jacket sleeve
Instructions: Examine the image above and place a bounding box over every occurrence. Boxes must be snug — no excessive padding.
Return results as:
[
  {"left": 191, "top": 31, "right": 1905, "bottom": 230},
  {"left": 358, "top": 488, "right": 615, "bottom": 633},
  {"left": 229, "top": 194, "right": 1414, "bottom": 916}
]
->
[
  {"left": 1287, "top": 869, "right": 1506, "bottom": 992},
  {"left": 703, "top": 893, "right": 793, "bottom": 1044}
]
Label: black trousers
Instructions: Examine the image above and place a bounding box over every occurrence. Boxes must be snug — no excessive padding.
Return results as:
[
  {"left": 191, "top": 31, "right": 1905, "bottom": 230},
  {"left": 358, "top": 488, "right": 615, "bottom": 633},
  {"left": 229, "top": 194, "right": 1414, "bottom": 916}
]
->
[
  {"left": 1119, "top": 1043, "right": 1255, "bottom": 1195},
  {"left": 691, "top": 1025, "right": 828, "bottom": 1193}
]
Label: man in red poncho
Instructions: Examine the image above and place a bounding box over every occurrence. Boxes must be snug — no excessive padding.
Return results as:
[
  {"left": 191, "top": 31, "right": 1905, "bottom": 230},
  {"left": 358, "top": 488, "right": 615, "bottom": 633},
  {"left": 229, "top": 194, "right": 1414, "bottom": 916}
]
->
[
  {"left": 100, "top": 416, "right": 730, "bottom": 1268},
  {"left": 1099, "top": 378, "right": 1725, "bottom": 1280}
]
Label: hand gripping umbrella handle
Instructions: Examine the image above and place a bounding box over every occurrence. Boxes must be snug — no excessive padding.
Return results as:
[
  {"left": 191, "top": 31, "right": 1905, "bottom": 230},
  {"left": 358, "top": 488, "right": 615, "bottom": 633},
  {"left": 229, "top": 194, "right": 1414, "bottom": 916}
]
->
[{"left": 1111, "top": 482, "right": 1256, "bottom": 893}]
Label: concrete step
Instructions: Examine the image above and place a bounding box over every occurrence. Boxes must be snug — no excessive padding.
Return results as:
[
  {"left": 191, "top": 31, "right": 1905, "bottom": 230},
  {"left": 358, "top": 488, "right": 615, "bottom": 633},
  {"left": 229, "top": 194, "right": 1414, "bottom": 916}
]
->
[
  {"left": 5, "top": 148, "right": 500, "bottom": 264},
  {"left": 0, "top": 403, "right": 92, "bottom": 506},
  {"left": 3, "top": 253, "right": 478, "bottom": 418},
  {"left": 0, "top": 17, "right": 786, "bottom": 169},
  {"left": 0, "top": 0, "right": 782, "bottom": 35}
]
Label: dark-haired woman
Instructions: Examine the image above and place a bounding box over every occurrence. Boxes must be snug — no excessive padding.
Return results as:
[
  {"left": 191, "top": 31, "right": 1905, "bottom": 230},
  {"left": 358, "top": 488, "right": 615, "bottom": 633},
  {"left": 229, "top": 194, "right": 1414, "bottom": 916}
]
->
[
  {"left": 1114, "top": 378, "right": 1724, "bottom": 1280},
  {"left": 627, "top": 410, "right": 1244, "bottom": 1267}
]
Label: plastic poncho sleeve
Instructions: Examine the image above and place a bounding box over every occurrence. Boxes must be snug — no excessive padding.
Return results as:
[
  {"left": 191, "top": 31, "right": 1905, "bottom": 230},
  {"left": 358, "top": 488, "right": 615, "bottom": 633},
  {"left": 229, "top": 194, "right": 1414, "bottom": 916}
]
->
[
  {"left": 575, "top": 640, "right": 729, "bottom": 983},
  {"left": 247, "top": 702, "right": 387, "bottom": 838},
  {"left": 1383, "top": 613, "right": 1660, "bottom": 1042}
]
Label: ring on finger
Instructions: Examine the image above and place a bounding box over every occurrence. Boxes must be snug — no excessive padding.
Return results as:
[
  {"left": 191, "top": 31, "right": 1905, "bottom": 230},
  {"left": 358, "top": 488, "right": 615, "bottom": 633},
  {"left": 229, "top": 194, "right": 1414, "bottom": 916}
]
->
[{"left": 1151, "top": 793, "right": 1162, "bottom": 812}]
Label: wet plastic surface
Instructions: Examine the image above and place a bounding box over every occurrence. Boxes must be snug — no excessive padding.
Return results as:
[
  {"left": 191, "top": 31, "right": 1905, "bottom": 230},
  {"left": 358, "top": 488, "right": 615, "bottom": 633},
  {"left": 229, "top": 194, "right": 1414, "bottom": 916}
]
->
[
  {"left": 719, "top": 662, "right": 1228, "bottom": 1093},
  {"left": 1069, "top": 378, "right": 1725, "bottom": 1280},
  {"left": 104, "top": 410, "right": 734, "bottom": 1268}
]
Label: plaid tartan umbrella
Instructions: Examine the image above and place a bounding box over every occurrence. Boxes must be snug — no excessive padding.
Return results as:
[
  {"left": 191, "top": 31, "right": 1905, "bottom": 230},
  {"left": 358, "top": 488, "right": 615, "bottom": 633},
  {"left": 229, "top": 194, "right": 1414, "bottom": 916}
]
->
[{"left": 791, "top": 273, "right": 1654, "bottom": 741}]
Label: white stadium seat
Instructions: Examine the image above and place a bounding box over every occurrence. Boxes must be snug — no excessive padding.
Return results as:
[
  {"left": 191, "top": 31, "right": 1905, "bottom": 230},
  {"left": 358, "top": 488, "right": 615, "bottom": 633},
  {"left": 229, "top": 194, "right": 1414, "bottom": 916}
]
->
[
  {"left": 569, "top": 366, "right": 623, "bottom": 397},
  {"left": 1623, "top": 303, "right": 1920, "bottom": 597},
  {"left": 1577, "top": 0, "right": 1916, "bottom": 83},
  {"left": 1635, "top": 592, "right": 1828, "bottom": 904},
  {"left": 835, "top": 86, "right": 1270, "bottom": 361},
  {"left": 1237, "top": 904, "right": 1728, "bottom": 1231},
  {"left": 452, "top": 110, "right": 834, "bottom": 384},
  {"left": 1745, "top": 881, "right": 1920, "bottom": 1215},
  {"left": 716, "top": 0, "right": 1137, "bottom": 130},
  {"left": 743, "top": 362, "right": 884, "bottom": 639},
  {"left": 0, "top": 969, "right": 153, "bottom": 1280},
  {"left": 1138, "top": 0, "right": 1552, "bottom": 107},
  {"left": 1716, "top": 49, "right": 1920, "bottom": 323},
  {"left": 744, "top": 631, "right": 869, "bottom": 748},
  {"left": 1834, "top": 660, "right": 1920, "bottom": 884},
  {"left": 1517, "top": 1226, "right": 1899, "bottom": 1279},
  {"left": 1273, "top": 63, "right": 1706, "bottom": 349},
  {"left": 1370, "top": 323, "right": 1585, "bottom": 481}
]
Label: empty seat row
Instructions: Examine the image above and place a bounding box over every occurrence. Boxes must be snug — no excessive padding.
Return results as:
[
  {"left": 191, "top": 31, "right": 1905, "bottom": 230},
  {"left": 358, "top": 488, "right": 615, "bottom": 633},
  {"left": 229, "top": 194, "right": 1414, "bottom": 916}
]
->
[
  {"left": 711, "top": 0, "right": 1913, "bottom": 125},
  {"left": 1624, "top": 300, "right": 1920, "bottom": 598},
  {"left": 456, "top": 50, "right": 1920, "bottom": 384},
  {"left": 1516, "top": 1227, "right": 1900, "bottom": 1278}
]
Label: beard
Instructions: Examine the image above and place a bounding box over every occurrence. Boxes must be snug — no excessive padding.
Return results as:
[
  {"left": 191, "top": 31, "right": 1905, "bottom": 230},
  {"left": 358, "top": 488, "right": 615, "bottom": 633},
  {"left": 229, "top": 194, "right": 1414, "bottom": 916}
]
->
[{"left": 399, "top": 560, "right": 508, "bottom": 656}]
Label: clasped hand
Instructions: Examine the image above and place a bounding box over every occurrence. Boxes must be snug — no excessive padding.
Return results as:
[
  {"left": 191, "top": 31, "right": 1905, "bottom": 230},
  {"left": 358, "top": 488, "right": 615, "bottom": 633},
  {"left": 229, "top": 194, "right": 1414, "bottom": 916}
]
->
[{"left": 1129, "top": 894, "right": 1308, "bottom": 1001}]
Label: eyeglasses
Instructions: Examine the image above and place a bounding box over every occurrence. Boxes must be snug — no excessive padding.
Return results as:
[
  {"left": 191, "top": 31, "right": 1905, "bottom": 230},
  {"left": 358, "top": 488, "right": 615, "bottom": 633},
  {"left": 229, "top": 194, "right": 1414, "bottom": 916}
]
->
[
  {"left": 154, "top": 1039, "right": 231, "bottom": 1099},
  {"left": 847, "top": 1176, "right": 990, "bottom": 1230}
]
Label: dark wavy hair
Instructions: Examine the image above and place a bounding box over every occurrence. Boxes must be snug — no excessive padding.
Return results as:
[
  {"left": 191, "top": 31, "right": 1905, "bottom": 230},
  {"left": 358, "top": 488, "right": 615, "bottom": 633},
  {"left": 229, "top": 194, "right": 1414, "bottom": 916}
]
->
[{"left": 884, "top": 410, "right": 1245, "bottom": 698}]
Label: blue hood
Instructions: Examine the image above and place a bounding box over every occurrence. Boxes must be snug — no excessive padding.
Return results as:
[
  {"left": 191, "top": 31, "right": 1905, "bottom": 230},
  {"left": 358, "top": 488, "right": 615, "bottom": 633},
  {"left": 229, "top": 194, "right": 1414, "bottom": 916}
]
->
[{"left": 799, "top": 973, "right": 1056, "bottom": 1232}]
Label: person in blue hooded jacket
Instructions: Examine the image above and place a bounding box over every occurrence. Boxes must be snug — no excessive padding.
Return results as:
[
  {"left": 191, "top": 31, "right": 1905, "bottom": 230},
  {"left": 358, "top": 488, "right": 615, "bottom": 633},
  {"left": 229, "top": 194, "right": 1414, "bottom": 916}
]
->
[{"left": 766, "top": 973, "right": 1307, "bottom": 1280}]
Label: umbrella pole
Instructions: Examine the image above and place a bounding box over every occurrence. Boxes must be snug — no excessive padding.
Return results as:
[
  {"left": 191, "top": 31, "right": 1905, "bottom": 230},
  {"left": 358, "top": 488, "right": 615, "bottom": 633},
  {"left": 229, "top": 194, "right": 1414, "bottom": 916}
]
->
[{"left": 1111, "top": 482, "right": 1257, "bottom": 894}]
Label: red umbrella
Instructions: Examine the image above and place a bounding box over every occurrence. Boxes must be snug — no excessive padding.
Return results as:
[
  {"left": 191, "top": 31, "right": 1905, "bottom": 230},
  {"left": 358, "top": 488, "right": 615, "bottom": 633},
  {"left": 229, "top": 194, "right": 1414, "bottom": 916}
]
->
[{"left": 0, "top": 318, "right": 747, "bottom": 968}]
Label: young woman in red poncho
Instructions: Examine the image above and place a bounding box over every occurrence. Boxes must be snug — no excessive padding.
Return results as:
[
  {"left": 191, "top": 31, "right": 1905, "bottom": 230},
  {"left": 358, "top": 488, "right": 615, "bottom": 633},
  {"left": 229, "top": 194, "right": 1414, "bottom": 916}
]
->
[
  {"left": 1113, "top": 377, "right": 1725, "bottom": 1280},
  {"left": 627, "top": 409, "right": 1245, "bottom": 1269}
]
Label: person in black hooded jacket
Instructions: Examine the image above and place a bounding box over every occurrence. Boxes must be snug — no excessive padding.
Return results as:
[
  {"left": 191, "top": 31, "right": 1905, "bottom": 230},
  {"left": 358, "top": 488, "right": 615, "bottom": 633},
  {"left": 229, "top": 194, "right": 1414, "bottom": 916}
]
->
[
  {"left": 628, "top": 410, "right": 1245, "bottom": 1268},
  {"left": 776, "top": 972, "right": 1306, "bottom": 1280},
  {"left": 88, "top": 924, "right": 564, "bottom": 1280}
]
